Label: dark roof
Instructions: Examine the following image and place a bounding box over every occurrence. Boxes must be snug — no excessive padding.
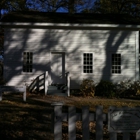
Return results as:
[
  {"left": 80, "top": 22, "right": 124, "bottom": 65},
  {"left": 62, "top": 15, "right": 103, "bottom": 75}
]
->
[{"left": 1, "top": 11, "right": 140, "bottom": 24}]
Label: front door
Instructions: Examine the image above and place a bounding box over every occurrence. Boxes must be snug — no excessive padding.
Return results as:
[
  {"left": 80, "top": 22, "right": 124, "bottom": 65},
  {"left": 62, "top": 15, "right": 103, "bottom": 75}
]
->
[{"left": 51, "top": 52, "right": 65, "bottom": 84}]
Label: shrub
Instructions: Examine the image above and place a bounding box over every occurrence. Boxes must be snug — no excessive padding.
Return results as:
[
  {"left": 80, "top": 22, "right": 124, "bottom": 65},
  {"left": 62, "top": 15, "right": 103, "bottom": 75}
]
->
[
  {"left": 0, "top": 78, "right": 6, "bottom": 85},
  {"left": 70, "top": 89, "right": 81, "bottom": 96},
  {"left": 115, "top": 80, "right": 135, "bottom": 97},
  {"left": 80, "top": 79, "right": 95, "bottom": 97},
  {"left": 95, "top": 80, "right": 116, "bottom": 98},
  {"left": 131, "top": 80, "right": 140, "bottom": 96}
]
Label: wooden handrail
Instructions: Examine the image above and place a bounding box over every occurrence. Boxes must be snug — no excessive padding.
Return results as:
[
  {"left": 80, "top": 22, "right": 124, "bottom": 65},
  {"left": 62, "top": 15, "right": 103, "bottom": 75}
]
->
[
  {"left": 28, "top": 71, "right": 48, "bottom": 95},
  {"left": 66, "top": 72, "right": 70, "bottom": 96}
]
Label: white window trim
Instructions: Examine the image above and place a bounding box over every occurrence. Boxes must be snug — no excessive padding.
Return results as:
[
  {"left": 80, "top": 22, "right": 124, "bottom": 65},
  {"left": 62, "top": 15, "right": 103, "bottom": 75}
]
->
[
  {"left": 136, "top": 31, "right": 139, "bottom": 80},
  {"left": 111, "top": 52, "right": 122, "bottom": 75},
  {"left": 81, "top": 52, "right": 94, "bottom": 74},
  {"left": 22, "top": 51, "right": 34, "bottom": 74}
]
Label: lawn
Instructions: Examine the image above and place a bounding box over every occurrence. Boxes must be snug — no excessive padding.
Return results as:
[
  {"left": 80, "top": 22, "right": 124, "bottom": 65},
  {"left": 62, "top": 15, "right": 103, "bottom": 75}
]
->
[{"left": 0, "top": 93, "right": 140, "bottom": 140}]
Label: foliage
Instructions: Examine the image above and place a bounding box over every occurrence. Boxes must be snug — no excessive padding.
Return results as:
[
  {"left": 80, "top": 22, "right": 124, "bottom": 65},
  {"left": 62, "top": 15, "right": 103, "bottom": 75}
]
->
[
  {"left": 115, "top": 80, "right": 140, "bottom": 97},
  {"left": 70, "top": 89, "right": 80, "bottom": 96},
  {"left": 92, "top": 0, "right": 140, "bottom": 17},
  {"left": 80, "top": 79, "right": 95, "bottom": 97},
  {"left": 1, "top": 0, "right": 94, "bottom": 14},
  {"left": 115, "top": 80, "right": 132, "bottom": 97},
  {"left": 95, "top": 80, "right": 116, "bottom": 98},
  {"left": 129, "top": 80, "right": 140, "bottom": 96},
  {"left": 0, "top": 78, "right": 6, "bottom": 85}
]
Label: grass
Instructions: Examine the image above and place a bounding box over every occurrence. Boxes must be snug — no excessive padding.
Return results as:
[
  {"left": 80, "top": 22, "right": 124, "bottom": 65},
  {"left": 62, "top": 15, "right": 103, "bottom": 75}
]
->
[
  {"left": 0, "top": 93, "right": 53, "bottom": 140},
  {"left": 0, "top": 92, "right": 140, "bottom": 139}
]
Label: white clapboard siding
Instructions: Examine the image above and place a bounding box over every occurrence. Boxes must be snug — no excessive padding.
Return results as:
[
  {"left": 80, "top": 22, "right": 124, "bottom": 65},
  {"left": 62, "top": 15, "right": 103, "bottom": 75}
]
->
[
  {"left": 3, "top": 27, "right": 138, "bottom": 87},
  {"left": 4, "top": 74, "right": 44, "bottom": 86},
  {"left": 70, "top": 73, "right": 135, "bottom": 83},
  {"left": 4, "top": 41, "right": 135, "bottom": 53},
  {"left": 5, "top": 29, "right": 136, "bottom": 38},
  {"left": 5, "top": 32, "right": 136, "bottom": 44},
  {"left": 4, "top": 29, "right": 135, "bottom": 43}
]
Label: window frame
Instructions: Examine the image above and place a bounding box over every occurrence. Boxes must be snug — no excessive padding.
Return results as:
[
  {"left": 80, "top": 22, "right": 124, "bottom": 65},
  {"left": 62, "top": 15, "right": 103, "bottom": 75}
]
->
[
  {"left": 111, "top": 53, "right": 121, "bottom": 74},
  {"left": 22, "top": 52, "right": 33, "bottom": 73},
  {"left": 82, "top": 52, "right": 94, "bottom": 74}
]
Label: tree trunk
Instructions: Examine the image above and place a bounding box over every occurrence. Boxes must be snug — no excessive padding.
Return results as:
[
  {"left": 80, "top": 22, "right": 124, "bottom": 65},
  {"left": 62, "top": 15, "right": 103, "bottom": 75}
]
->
[
  {"left": 0, "top": 9, "right": 1, "bottom": 19},
  {"left": 68, "top": 0, "right": 75, "bottom": 13}
]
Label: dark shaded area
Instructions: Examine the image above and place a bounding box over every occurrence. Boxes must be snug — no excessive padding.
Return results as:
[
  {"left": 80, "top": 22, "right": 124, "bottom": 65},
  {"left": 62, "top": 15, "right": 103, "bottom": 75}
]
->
[
  {"left": 0, "top": 93, "right": 54, "bottom": 140},
  {"left": 1, "top": 11, "right": 140, "bottom": 24}
]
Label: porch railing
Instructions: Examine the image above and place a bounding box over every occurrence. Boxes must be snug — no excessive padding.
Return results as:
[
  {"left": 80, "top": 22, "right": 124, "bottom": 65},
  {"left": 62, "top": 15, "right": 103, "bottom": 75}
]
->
[
  {"left": 65, "top": 72, "right": 70, "bottom": 96},
  {"left": 28, "top": 71, "right": 48, "bottom": 95}
]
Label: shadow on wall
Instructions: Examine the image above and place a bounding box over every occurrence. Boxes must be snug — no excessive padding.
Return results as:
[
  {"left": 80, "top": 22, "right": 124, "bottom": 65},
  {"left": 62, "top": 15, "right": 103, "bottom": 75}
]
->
[{"left": 3, "top": 24, "right": 136, "bottom": 88}]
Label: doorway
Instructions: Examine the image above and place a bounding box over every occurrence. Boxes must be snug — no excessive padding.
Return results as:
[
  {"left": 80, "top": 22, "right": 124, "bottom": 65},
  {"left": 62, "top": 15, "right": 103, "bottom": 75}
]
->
[{"left": 51, "top": 52, "right": 65, "bottom": 84}]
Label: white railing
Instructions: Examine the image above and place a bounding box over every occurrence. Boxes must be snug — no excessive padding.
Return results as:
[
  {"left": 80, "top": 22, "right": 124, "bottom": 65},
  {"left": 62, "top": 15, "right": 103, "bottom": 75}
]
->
[
  {"left": 65, "top": 72, "right": 70, "bottom": 96},
  {"left": 28, "top": 71, "right": 48, "bottom": 95},
  {"left": 45, "top": 71, "right": 48, "bottom": 95},
  {"left": 52, "top": 103, "right": 140, "bottom": 140},
  {"left": 0, "top": 86, "right": 26, "bottom": 101}
]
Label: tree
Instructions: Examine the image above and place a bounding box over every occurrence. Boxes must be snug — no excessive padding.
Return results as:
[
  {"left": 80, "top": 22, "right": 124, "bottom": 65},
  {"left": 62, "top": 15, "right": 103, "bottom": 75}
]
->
[
  {"left": 0, "top": 0, "right": 30, "bottom": 18},
  {"left": 92, "top": 0, "right": 140, "bottom": 17},
  {"left": 0, "top": 0, "right": 8, "bottom": 18},
  {"left": 63, "top": 0, "right": 94, "bottom": 13},
  {"left": 0, "top": 0, "right": 94, "bottom": 14},
  {"left": 27, "top": 0, "right": 94, "bottom": 13}
]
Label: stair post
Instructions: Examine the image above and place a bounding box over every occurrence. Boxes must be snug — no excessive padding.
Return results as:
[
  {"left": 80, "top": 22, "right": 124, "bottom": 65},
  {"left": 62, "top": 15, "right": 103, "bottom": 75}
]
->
[
  {"left": 45, "top": 71, "right": 48, "bottom": 95},
  {"left": 66, "top": 72, "right": 70, "bottom": 96}
]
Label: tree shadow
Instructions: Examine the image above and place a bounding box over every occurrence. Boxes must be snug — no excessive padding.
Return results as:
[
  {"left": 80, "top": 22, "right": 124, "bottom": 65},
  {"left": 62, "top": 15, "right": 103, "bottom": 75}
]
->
[
  {"left": 2, "top": 14, "right": 139, "bottom": 139},
  {"left": 0, "top": 93, "right": 54, "bottom": 140}
]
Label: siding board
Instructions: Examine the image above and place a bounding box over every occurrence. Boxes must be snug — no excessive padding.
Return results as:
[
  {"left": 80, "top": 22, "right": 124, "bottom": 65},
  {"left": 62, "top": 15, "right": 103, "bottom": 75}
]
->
[{"left": 4, "top": 28, "right": 137, "bottom": 87}]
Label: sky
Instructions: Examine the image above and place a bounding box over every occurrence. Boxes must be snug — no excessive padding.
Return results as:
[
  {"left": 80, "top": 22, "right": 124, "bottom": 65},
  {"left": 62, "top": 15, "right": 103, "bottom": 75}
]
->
[{"left": 1, "top": 0, "right": 96, "bottom": 14}]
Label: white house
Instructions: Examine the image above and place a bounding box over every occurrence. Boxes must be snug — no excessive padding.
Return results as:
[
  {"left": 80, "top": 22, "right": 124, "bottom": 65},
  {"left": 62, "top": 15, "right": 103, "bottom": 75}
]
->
[{"left": 0, "top": 12, "right": 139, "bottom": 94}]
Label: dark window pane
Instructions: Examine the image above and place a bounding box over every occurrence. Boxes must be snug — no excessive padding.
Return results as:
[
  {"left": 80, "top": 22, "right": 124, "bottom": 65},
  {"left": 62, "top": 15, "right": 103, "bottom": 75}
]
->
[
  {"left": 83, "top": 53, "right": 93, "bottom": 73},
  {"left": 90, "top": 70, "right": 93, "bottom": 73},
  {"left": 118, "top": 70, "right": 121, "bottom": 73},
  {"left": 23, "top": 52, "right": 33, "bottom": 72},
  {"left": 112, "top": 53, "right": 121, "bottom": 74},
  {"left": 112, "top": 70, "right": 115, "bottom": 73}
]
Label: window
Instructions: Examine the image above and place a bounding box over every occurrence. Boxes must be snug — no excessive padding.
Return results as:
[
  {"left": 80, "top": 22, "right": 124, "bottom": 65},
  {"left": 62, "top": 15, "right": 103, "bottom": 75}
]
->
[
  {"left": 23, "top": 52, "right": 33, "bottom": 72},
  {"left": 112, "top": 54, "right": 121, "bottom": 74},
  {"left": 83, "top": 53, "right": 93, "bottom": 73}
]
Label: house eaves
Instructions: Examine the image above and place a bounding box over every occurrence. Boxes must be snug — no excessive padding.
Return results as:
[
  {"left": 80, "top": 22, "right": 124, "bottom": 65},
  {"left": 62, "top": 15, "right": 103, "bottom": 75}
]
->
[
  {"left": 0, "top": 22, "right": 140, "bottom": 31},
  {"left": 1, "top": 12, "right": 140, "bottom": 30}
]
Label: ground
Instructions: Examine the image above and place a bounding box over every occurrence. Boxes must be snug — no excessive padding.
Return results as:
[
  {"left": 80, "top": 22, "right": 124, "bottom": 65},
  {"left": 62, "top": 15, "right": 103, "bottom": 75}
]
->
[{"left": 0, "top": 93, "right": 139, "bottom": 140}]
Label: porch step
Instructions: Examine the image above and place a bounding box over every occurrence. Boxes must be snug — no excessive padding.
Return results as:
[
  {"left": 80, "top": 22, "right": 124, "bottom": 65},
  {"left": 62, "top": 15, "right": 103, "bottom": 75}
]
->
[
  {"left": 47, "top": 92, "right": 67, "bottom": 96},
  {"left": 47, "top": 85, "right": 67, "bottom": 96},
  {"left": 48, "top": 86, "right": 58, "bottom": 90},
  {"left": 47, "top": 90, "right": 65, "bottom": 94}
]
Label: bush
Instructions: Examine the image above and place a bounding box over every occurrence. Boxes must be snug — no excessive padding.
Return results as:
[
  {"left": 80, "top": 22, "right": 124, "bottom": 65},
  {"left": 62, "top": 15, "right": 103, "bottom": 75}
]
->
[
  {"left": 0, "top": 78, "right": 6, "bottom": 85},
  {"left": 131, "top": 80, "right": 140, "bottom": 96},
  {"left": 80, "top": 79, "right": 95, "bottom": 97},
  {"left": 115, "top": 80, "right": 136, "bottom": 97},
  {"left": 70, "top": 89, "right": 80, "bottom": 96},
  {"left": 95, "top": 80, "right": 116, "bottom": 98}
]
